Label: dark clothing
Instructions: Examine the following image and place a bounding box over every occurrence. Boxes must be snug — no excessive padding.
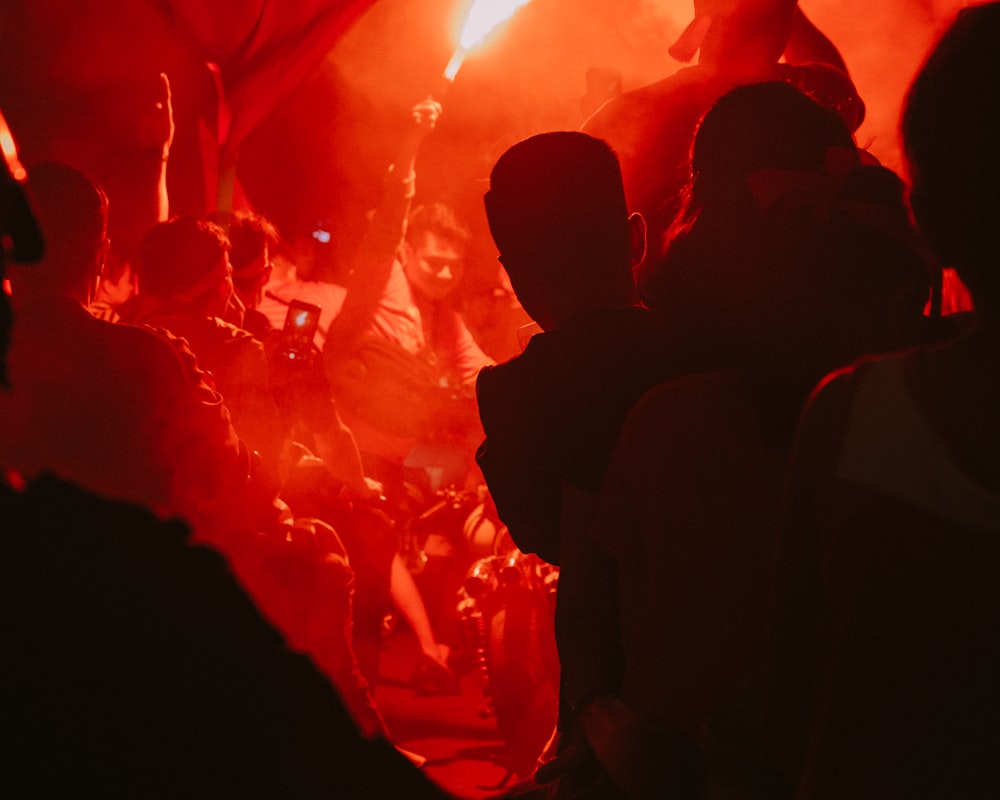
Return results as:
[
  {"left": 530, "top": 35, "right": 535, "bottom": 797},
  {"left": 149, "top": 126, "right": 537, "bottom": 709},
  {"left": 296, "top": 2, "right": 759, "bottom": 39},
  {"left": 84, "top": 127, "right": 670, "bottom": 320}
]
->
[
  {"left": 119, "top": 296, "right": 285, "bottom": 477},
  {"left": 475, "top": 307, "right": 672, "bottom": 567},
  {"left": 0, "top": 297, "right": 246, "bottom": 522},
  {"left": 767, "top": 352, "right": 1000, "bottom": 799},
  {"left": 2, "top": 474, "right": 451, "bottom": 799},
  {"left": 476, "top": 306, "right": 680, "bottom": 751},
  {"left": 582, "top": 62, "right": 864, "bottom": 281}
]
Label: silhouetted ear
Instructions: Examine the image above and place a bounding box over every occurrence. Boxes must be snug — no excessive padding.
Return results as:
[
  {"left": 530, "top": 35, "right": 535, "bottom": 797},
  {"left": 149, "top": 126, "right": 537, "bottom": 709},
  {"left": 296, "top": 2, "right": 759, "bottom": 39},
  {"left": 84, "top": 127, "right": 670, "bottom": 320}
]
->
[
  {"left": 627, "top": 212, "right": 646, "bottom": 269},
  {"left": 88, "top": 237, "right": 111, "bottom": 305},
  {"left": 96, "top": 237, "right": 111, "bottom": 277},
  {"left": 909, "top": 188, "right": 955, "bottom": 268}
]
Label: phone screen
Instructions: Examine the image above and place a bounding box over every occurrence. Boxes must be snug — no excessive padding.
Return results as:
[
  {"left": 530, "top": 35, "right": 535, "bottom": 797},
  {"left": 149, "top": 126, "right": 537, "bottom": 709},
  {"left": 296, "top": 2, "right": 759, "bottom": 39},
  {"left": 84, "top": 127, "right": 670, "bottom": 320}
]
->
[{"left": 281, "top": 300, "right": 321, "bottom": 359}]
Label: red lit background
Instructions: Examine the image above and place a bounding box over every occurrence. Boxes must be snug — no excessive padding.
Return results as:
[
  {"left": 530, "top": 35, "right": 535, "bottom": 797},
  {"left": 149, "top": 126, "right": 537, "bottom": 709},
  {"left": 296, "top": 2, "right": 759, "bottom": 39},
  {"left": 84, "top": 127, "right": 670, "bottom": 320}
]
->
[
  {"left": 0, "top": 0, "right": 969, "bottom": 287},
  {"left": 0, "top": 1, "right": 975, "bottom": 794}
]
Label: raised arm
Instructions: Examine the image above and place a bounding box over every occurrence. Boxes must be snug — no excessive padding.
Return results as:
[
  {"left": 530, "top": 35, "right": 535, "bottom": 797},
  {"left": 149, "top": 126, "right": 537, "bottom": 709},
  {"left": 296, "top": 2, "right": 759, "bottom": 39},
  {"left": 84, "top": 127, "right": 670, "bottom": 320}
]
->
[
  {"left": 135, "top": 72, "right": 175, "bottom": 226},
  {"left": 326, "top": 97, "right": 442, "bottom": 352}
]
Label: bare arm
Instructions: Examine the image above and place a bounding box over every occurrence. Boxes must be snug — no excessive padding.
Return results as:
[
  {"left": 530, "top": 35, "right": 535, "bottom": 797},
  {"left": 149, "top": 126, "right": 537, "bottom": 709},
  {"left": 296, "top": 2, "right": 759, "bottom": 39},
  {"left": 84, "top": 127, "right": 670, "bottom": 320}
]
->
[
  {"left": 784, "top": 7, "right": 850, "bottom": 74},
  {"left": 326, "top": 98, "right": 443, "bottom": 352},
  {"left": 135, "top": 72, "right": 175, "bottom": 225}
]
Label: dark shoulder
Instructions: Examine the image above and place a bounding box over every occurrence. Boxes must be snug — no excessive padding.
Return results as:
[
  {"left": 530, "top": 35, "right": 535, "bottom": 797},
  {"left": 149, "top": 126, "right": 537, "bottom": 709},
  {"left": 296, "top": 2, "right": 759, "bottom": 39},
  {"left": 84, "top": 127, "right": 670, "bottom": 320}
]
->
[
  {"left": 112, "top": 319, "right": 223, "bottom": 400},
  {"left": 788, "top": 358, "right": 879, "bottom": 475},
  {"left": 582, "top": 66, "right": 712, "bottom": 133},
  {"left": 623, "top": 368, "right": 747, "bottom": 435},
  {"left": 477, "top": 308, "right": 668, "bottom": 402}
]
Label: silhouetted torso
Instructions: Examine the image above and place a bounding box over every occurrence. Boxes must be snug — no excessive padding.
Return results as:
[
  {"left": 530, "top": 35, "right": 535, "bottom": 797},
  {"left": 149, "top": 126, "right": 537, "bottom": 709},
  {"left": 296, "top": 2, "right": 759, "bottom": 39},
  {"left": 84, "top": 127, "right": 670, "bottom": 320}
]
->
[{"left": 1, "top": 474, "right": 451, "bottom": 798}]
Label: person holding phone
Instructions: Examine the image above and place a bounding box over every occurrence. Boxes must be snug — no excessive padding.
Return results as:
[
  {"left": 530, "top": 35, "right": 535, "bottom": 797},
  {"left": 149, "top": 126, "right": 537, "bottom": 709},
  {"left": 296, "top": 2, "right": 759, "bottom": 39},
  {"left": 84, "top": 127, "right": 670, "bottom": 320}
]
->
[{"left": 118, "top": 215, "right": 285, "bottom": 506}]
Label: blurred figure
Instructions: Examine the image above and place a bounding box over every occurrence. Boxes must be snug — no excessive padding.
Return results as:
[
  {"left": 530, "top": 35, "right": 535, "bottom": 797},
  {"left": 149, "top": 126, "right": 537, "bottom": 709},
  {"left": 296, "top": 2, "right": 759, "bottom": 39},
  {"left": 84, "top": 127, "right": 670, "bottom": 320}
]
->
[
  {"left": 323, "top": 97, "right": 491, "bottom": 692},
  {"left": 0, "top": 162, "right": 249, "bottom": 525},
  {"left": 477, "top": 131, "right": 677, "bottom": 796},
  {"left": 0, "top": 141, "right": 449, "bottom": 800},
  {"left": 324, "top": 98, "right": 492, "bottom": 484},
  {"left": 91, "top": 72, "right": 175, "bottom": 322},
  {"left": 585, "top": 82, "right": 931, "bottom": 799},
  {"left": 766, "top": 5, "right": 1000, "bottom": 797},
  {"left": 216, "top": 208, "right": 280, "bottom": 341},
  {"left": 121, "top": 212, "right": 401, "bottom": 741},
  {"left": 3, "top": 476, "right": 453, "bottom": 799},
  {"left": 0, "top": 106, "right": 44, "bottom": 386},
  {"left": 119, "top": 215, "right": 285, "bottom": 505}
]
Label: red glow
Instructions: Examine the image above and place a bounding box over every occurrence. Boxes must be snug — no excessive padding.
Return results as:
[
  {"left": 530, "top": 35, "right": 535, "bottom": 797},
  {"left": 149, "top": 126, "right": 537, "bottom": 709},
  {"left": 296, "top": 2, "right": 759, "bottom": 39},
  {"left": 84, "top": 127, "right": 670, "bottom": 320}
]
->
[
  {"left": 0, "top": 110, "right": 28, "bottom": 182},
  {"left": 445, "top": 0, "right": 535, "bottom": 81}
]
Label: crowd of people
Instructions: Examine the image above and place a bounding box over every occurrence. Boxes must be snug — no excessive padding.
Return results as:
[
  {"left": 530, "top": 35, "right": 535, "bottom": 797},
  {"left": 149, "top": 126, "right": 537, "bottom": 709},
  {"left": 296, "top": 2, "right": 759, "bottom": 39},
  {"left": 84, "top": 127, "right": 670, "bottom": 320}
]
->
[{"left": 2, "top": 0, "right": 998, "bottom": 797}]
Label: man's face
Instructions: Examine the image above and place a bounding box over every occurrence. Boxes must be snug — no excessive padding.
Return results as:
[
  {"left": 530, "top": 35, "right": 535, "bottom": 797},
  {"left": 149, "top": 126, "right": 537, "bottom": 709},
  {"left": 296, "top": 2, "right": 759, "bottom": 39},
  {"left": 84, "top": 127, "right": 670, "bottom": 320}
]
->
[
  {"left": 233, "top": 244, "right": 272, "bottom": 311},
  {"left": 404, "top": 231, "right": 466, "bottom": 301}
]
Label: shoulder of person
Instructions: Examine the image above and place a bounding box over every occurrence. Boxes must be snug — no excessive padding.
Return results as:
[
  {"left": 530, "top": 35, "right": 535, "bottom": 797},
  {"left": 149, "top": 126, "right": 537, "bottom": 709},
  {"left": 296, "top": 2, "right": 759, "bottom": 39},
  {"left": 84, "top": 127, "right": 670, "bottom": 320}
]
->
[{"left": 114, "top": 320, "right": 224, "bottom": 401}]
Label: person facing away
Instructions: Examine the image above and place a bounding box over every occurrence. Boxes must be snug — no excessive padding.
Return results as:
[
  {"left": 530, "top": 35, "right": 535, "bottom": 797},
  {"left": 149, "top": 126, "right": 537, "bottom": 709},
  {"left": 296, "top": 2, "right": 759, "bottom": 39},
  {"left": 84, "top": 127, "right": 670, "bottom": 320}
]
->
[
  {"left": 582, "top": 80, "right": 933, "bottom": 799},
  {"left": 0, "top": 162, "right": 249, "bottom": 524},
  {"left": 476, "top": 131, "right": 682, "bottom": 793},
  {"left": 765, "top": 5, "right": 1000, "bottom": 798},
  {"left": 582, "top": 0, "right": 865, "bottom": 276},
  {"left": 119, "top": 215, "right": 285, "bottom": 502}
]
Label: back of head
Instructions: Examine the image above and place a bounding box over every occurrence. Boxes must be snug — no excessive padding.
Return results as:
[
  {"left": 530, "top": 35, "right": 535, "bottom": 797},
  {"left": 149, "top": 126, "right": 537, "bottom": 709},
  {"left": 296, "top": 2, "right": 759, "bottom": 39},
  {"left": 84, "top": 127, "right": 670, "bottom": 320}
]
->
[
  {"left": 647, "top": 81, "right": 859, "bottom": 313},
  {"left": 139, "top": 216, "right": 230, "bottom": 301},
  {"left": 691, "top": 80, "right": 856, "bottom": 209},
  {"left": 485, "top": 131, "right": 631, "bottom": 283},
  {"left": 648, "top": 81, "right": 929, "bottom": 367},
  {"left": 14, "top": 162, "right": 107, "bottom": 297},
  {"left": 903, "top": 2, "right": 1000, "bottom": 311}
]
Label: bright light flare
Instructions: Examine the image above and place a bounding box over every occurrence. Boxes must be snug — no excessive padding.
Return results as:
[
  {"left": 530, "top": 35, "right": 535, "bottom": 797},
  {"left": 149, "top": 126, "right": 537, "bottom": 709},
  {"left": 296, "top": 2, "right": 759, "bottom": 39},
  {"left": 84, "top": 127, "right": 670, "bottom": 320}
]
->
[
  {"left": 444, "top": 0, "right": 534, "bottom": 82},
  {"left": 0, "top": 110, "right": 27, "bottom": 182}
]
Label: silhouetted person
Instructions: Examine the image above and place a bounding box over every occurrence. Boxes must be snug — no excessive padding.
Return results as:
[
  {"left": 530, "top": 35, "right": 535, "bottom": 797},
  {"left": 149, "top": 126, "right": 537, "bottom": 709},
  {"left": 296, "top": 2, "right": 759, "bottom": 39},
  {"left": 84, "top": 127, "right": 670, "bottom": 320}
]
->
[
  {"left": 477, "top": 131, "right": 677, "bottom": 794},
  {"left": 586, "top": 80, "right": 931, "bottom": 799},
  {"left": 0, "top": 126, "right": 450, "bottom": 800},
  {"left": 583, "top": 0, "right": 863, "bottom": 278},
  {"left": 1, "top": 162, "right": 249, "bottom": 526},
  {"left": 766, "top": 5, "right": 1000, "bottom": 797}
]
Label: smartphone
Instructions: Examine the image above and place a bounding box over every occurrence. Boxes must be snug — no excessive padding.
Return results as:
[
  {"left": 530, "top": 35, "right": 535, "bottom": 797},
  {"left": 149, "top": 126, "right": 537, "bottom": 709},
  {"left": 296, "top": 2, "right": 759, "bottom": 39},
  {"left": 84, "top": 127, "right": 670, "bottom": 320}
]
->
[{"left": 279, "top": 299, "right": 321, "bottom": 361}]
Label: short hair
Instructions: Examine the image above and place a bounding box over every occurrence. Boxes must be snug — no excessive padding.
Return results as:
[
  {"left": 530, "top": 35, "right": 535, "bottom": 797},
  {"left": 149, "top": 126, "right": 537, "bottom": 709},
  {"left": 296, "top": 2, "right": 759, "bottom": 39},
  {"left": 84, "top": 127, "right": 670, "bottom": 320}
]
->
[
  {"left": 404, "top": 202, "right": 470, "bottom": 248},
  {"left": 23, "top": 161, "right": 108, "bottom": 291},
  {"left": 139, "top": 216, "right": 230, "bottom": 299},
  {"left": 645, "top": 81, "right": 929, "bottom": 358},
  {"left": 485, "top": 131, "right": 631, "bottom": 272},
  {"left": 208, "top": 209, "right": 279, "bottom": 273},
  {"left": 902, "top": 2, "right": 1000, "bottom": 305}
]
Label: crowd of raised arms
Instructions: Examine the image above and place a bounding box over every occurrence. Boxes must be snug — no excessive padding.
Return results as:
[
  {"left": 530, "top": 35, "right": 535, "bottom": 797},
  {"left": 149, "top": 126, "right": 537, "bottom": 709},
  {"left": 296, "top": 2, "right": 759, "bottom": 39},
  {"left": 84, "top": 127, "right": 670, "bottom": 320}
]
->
[{"left": 2, "top": 2, "right": 998, "bottom": 798}]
